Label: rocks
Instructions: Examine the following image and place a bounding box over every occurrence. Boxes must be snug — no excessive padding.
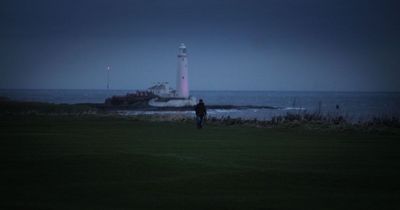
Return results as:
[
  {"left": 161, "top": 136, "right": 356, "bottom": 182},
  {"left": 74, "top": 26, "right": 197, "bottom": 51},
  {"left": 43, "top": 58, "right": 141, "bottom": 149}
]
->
[{"left": 104, "top": 92, "right": 156, "bottom": 106}]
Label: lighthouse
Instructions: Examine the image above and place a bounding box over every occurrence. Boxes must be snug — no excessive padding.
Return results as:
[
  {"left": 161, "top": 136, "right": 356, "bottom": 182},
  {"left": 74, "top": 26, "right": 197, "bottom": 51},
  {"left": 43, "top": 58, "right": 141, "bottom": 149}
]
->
[
  {"left": 176, "top": 43, "right": 189, "bottom": 98},
  {"left": 147, "top": 43, "right": 196, "bottom": 107}
]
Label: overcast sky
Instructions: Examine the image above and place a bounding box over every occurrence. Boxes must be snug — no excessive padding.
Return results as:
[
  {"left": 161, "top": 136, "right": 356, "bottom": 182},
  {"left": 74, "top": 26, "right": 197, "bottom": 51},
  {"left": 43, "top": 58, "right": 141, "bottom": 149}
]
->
[{"left": 1, "top": 0, "right": 399, "bottom": 91}]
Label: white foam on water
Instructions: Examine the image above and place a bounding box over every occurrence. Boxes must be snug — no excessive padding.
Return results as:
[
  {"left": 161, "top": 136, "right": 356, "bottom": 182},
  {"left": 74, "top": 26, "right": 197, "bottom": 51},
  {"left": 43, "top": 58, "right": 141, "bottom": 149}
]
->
[
  {"left": 209, "top": 109, "right": 240, "bottom": 113},
  {"left": 282, "top": 107, "right": 306, "bottom": 111},
  {"left": 118, "top": 110, "right": 194, "bottom": 116}
]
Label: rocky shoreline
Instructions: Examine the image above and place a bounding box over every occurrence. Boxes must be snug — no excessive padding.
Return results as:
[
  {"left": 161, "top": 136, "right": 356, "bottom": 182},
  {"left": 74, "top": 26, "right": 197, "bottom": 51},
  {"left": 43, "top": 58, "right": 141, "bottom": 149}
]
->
[{"left": 85, "top": 103, "right": 278, "bottom": 111}]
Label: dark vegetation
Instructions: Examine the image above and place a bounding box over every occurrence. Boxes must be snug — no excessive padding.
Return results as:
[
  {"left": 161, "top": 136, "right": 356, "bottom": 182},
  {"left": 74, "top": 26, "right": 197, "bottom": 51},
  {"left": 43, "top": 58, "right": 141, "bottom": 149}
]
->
[
  {"left": 1, "top": 99, "right": 399, "bottom": 130},
  {"left": 1, "top": 115, "right": 399, "bottom": 209},
  {"left": 0, "top": 99, "right": 96, "bottom": 115},
  {"left": 209, "top": 112, "right": 400, "bottom": 130}
]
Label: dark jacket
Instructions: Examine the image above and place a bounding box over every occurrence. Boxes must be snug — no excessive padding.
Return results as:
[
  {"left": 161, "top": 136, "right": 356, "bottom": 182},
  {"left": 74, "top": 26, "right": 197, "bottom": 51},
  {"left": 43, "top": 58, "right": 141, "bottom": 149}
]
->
[{"left": 195, "top": 102, "right": 207, "bottom": 117}]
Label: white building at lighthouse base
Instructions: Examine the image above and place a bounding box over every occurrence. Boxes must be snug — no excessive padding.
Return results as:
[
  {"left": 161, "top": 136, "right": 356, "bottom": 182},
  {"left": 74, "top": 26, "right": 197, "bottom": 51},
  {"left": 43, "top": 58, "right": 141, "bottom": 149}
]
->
[{"left": 148, "top": 97, "right": 197, "bottom": 107}]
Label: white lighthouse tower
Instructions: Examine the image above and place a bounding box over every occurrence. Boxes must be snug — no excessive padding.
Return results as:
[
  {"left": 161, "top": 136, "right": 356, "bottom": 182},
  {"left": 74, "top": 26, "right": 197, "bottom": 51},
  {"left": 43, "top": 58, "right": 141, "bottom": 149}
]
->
[{"left": 176, "top": 43, "right": 189, "bottom": 98}]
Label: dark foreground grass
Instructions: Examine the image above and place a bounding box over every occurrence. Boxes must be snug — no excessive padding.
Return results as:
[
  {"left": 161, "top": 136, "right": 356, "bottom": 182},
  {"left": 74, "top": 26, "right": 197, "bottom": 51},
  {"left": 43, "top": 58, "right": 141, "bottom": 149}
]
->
[{"left": 1, "top": 116, "right": 399, "bottom": 210}]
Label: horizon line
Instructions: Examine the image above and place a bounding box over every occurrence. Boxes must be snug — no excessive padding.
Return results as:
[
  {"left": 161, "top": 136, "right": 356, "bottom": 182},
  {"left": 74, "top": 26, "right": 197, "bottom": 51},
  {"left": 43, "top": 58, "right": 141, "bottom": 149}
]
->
[{"left": 0, "top": 88, "right": 399, "bottom": 93}]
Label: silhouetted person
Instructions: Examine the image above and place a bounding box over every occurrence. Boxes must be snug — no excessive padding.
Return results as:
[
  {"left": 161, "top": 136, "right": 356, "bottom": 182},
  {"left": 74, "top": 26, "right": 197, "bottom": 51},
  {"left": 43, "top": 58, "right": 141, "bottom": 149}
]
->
[{"left": 195, "top": 99, "right": 207, "bottom": 129}]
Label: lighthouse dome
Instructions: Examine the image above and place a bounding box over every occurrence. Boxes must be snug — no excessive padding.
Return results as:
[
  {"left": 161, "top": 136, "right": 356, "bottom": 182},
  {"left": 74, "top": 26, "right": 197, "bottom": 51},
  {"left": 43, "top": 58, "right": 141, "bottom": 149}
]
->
[{"left": 178, "top": 43, "right": 187, "bottom": 54}]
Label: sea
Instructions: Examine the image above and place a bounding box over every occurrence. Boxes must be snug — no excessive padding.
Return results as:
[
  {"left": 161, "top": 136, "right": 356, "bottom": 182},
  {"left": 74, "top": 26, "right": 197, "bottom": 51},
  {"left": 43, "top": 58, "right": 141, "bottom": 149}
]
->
[{"left": 1, "top": 89, "right": 400, "bottom": 122}]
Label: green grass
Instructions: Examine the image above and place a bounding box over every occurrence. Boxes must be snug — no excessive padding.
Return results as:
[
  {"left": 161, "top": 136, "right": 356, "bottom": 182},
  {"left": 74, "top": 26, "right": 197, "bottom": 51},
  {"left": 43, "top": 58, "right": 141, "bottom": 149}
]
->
[{"left": 1, "top": 116, "right": 399, "bottom": 209}]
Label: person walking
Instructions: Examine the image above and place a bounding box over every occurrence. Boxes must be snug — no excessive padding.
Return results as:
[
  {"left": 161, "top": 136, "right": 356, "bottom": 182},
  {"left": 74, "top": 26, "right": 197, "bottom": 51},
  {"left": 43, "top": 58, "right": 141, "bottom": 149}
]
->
[{"left": 195, "top": 99, "right": 207, "bottom": 129}]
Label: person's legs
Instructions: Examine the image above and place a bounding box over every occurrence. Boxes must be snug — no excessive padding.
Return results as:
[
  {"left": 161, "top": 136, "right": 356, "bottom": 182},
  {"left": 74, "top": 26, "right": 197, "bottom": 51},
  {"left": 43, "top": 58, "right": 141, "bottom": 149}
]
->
[
  {"left": 199, "top": 116, "right": 203, "bottom": 128},
  {"left": 196, "top": 116, "right": 202, "bottom": 129}
]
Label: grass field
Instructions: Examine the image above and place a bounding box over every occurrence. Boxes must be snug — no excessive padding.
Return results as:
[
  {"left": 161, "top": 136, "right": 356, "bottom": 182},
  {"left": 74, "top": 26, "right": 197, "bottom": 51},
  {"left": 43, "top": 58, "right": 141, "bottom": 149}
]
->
[{"left": 1, "top": 116, "right": 399, "bottom": 209}]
